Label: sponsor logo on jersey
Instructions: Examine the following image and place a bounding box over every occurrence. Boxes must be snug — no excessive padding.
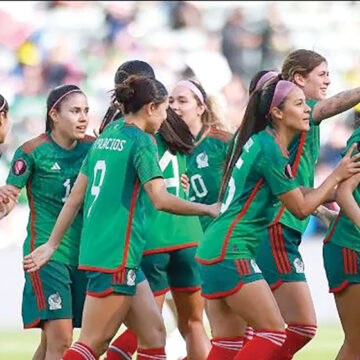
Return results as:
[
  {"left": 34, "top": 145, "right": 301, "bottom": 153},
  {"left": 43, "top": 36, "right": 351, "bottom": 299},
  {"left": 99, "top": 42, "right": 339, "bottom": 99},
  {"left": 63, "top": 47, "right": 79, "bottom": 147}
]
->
[
  {"left": 196, "top": 152, "right": 209, "bottom": 169},
  {"left": 284, "top": 163, "right": 294, "bottom": 179},
  {"left": 12, "top": 159, "right": 27, "bottom": 176},
  {"left": 51, "top": 162, "right": 61, "bottom": 170},
  {"left": 251, "top": 259, "right": 262, "bottom": 273},
  {"left": 294, "top": 258, "right": 305, "bottom": 273},
  {"left": 126, "top": 269, "right": 136, "bottom": 286},
  {"left": 48, "top": 292, "right": 62, "bottom": 310}
]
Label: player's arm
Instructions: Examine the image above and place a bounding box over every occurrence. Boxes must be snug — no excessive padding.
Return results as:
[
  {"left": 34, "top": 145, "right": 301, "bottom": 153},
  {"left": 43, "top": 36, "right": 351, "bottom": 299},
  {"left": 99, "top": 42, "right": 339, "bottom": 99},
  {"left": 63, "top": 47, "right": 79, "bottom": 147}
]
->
[
  {"left": 23, "top": 173, "right": 88, "bottom": 272},
  {"left": 335, "top": 173, "right": 360, "bottom": 228},
  {"left": 144, "top": 177, "right": 219, "bottom": 217},
  {"left": 0, "top": 184, "right": 20, "bottom": 219},
  {"left": 312, "top": 87, "right": 360, "bottom": 124},
  {"left": 278, "top": 144, "right": 360, "bottom": 219}
]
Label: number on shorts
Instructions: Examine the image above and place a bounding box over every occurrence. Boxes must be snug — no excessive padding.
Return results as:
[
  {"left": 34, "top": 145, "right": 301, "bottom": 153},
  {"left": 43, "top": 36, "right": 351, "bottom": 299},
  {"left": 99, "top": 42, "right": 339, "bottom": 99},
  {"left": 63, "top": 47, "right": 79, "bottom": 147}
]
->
[{"left": 87, "top": 160, "right": 106, "bottom": 217}]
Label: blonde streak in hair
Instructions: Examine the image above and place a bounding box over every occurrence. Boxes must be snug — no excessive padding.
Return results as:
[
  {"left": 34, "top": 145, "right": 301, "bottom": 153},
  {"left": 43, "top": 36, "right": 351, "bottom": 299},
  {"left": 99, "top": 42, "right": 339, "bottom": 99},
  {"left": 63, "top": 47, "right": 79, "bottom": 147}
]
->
[{"left": 205, "top": 94, "right": 229, "bottom": 132}]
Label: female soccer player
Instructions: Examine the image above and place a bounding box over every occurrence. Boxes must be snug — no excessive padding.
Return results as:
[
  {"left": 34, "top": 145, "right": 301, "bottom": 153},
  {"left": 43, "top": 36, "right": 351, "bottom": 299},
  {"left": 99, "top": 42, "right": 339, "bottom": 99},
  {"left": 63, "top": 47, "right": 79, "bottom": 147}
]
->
[
  {"left": 0, "top": 94, "right": 10, "bottom": 145},
  {"left": 106, "top": 107, "right": 211, "bottom": 360},
  {"left": 170, "top": 79, "right": 232, "bottom": 231},
  {"left": 255, "top": 49, "right": 360, "bottom": 359},
  {"left": 323, "top": 127, "right": 360, "bottom": 360},
  {"left": 24, "top": 75, "right": 218, "bottom": 360},
  {"left": 197, "top": 79, "right": 360, "bottom": 360},
  {"left": 0, "top": 85, "right": 93, "bottom": 360}
]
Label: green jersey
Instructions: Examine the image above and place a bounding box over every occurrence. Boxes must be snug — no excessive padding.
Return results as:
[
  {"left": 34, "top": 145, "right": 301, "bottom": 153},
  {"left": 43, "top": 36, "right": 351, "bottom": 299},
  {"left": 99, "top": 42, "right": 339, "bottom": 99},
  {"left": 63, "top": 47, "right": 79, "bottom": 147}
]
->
[
  {"left": 324, "top": 127, "right": 360, "bottom": 251},
  {"left": 79, "top": 122, "right": 163, "bottom": 272},
  {"left": 196, "top": 127, "right": 299, "bottom": 264},
  {"left": 143, "top": 135, "right": 203, "bottom": 254},
  {"left": 267, "top": 100, "right": 319, "bottom": 233},
  {"left": 187, "top": 126, "right": 232, "bottom": 230},
  {"left": 6, "top": 132, "right": 94, "bottom": 265}
]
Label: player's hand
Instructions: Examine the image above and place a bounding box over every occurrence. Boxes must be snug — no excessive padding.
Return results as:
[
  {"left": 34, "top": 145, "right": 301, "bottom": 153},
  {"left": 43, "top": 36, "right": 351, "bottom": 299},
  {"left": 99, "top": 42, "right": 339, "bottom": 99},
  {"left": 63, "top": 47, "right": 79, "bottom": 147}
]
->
[
  {"left": 333, "top": 143, "right": 360, "bottom": 182},
  {"left": 181, "top": 174, "right": 189, "bottom": 193},
  {"left": 207, "top": 202, "right": 221, "bottom": 218},
  {"left": 23, "top": 243, "right": 56, "bottom": 272},
  {"left": 313, "top": 205, "right": 339, "bottom": 228},
  {"left": 0, "top": 185, "right": 19, "bottom": 204}
]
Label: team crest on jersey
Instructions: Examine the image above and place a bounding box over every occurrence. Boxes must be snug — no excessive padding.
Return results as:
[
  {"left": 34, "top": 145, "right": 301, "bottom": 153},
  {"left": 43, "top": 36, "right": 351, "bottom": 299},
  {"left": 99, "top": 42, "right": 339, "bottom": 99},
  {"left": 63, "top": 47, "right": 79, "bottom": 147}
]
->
[
  {"left": 284, "top": 163, "right": 294, "bottom": 179},
  {"left": 126, "top": 269, "right": 136, "bottom": 286},
  {"left": 12, "top": 159, "right": 27, "bottom": 176},
  {"left": 251, "top": 259, "right": 262, "bottom": 274},
  {"left": 48, "top": 292, "right": 62, "bottom": 310},
  {"left": 294, "top": 258, "right": 305, "bottom": 273},
  {"left": 196, "top": 152, "right": 209, "bottom": 169}
]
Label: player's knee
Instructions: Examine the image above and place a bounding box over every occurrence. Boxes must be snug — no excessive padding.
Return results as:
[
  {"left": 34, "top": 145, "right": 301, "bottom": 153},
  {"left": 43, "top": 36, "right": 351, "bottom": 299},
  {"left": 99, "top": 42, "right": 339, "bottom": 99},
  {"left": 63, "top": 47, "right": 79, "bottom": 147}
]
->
[
  {"left": 178, "top": 314, "right": 203, "bottom": 337},
  {"left": 138, "top": 318, "right": 166, "bottom": 348},
  {"left": 47, "top": 332, "right": 73, "bottom": 355}
]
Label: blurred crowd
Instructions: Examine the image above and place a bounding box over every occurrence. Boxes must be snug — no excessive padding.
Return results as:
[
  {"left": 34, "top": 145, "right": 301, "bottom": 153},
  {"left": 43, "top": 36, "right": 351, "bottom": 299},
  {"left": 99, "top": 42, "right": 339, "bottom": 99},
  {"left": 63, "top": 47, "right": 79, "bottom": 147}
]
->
[{"left": 1, "top": 0, "right": 360, "bottom": 246}]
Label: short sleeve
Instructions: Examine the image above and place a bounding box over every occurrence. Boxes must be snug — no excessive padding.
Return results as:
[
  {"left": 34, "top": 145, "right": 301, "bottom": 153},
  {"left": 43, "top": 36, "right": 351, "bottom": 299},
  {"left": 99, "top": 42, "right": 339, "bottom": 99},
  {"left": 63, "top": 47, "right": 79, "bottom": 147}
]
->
[
  {"left": 133, "top": 134, "right": 163, "bottom": 185},
  {"left": 259, "top": 151, "right": 299, "bottom": 196},
  {"left": 6, "top": 147, "right": 34, "bottom": 188}
]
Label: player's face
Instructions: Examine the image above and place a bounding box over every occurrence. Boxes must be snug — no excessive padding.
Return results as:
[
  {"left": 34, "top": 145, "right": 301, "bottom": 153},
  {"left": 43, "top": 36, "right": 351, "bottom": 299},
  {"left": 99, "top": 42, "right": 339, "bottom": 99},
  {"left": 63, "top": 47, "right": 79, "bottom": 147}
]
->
[
  {"left": 169, "top": 85, "right": 204, "bottom": 127},
  {"left": 301, "top": 61, "right": 330, "bottom": 100},
  {"left": 278, "top": 87, "right": 311, "bottom": 132},
  {"left": 0, "top": 111, "right": 10, "bottom": 144},
  {"left": 54, "top": 93, "right": 89, "bottom": 140},
  {"left": 146, "top": 97, "right": 169, "bottom": 134}
]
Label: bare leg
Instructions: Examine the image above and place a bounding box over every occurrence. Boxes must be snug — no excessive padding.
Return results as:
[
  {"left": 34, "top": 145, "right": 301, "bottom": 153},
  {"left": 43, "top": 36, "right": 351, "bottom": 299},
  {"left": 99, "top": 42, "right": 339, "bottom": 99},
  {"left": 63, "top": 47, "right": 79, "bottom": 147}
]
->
[
  {"left": 43, "top": 319, "right": 73, "bottom": 360},
  {"left": 32, "top": 330, "right": 47, "bottom": 360},
  {"left": 172, "top": 290, "right": 211, "bottom": 360},
  {"left": 334, "top": 284, "right": 360, "bottom": 360}
]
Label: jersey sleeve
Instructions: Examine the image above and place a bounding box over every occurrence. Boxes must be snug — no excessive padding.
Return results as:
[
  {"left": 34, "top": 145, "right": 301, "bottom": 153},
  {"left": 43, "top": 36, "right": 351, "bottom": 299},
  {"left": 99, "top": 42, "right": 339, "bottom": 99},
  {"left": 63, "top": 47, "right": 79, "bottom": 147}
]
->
[
  {"left": 6, "top": 147, "right": 34, "bottom": 188},
  {"left": 258, "top": 150, "right": 299, "bottom": 196},
  {"left": 133, "top": 134, "right": 163, "bottom": 185}
]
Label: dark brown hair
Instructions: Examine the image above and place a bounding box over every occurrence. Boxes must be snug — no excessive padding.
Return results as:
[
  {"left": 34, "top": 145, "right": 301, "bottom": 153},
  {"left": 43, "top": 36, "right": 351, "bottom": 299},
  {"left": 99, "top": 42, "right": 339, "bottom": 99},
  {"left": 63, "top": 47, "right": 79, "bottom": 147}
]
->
[
  {"left": 159, "top": 107, "right": 194, "bottom": 155},
  {"left": 218, "top": 77, "right": 283, "bottom": 201},
  {"left": 282, "top": 49, "right": 327, "bottom": 81},
  {"left": 114, "top": 75, "right": 167, "bottom": 114},
  {"left": 99, "top": 60, "right": 155, "bottom": 134},
  {"left": 0, "top": 94, "right": 9, "bottom": 113},
  {"left": 46, "top": 84, "right": 83, "bottom": 132}
]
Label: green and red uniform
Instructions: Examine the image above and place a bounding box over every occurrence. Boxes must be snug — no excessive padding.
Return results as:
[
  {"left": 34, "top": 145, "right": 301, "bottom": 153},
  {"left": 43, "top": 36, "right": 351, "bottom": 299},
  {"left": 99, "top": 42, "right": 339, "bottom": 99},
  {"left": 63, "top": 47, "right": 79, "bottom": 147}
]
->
[
  {"left": 187, "top": 125, "right": 232, "bottom": 230},
  {"left": 141, "top": 135, "right": 203, "bottom": 295},
  {"left": 196, "top": 127, "right": 298, "bottom": 298},
  {"left": 79, "top": 122, "right": 163, "bottom": 296},
  {"left": 323, "top": 127, "right": 360, "bottom": 293},
  {"left": 6, "top": 132, "right": 94, "bottom": 328},
  {"left": 256, "top": 100, "right": 318, "bottom": 289}
]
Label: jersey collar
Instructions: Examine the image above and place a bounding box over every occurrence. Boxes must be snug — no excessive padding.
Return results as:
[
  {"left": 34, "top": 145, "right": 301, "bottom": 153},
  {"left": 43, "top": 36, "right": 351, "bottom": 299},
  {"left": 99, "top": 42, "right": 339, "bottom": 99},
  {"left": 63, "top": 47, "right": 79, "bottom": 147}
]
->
[{"left": 265, "top": 126, "right": 289, "bottom": 158}]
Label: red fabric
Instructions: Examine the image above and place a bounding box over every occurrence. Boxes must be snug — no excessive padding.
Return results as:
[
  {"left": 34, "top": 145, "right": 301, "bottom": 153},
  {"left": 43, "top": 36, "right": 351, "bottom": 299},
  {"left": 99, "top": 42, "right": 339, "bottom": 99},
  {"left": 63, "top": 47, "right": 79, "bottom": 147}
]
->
[
  {"left": 207, "top": 337, "right": 244, "bottom": 360},
  {"left": 62, "top": 342, "right": 98, "bottom": 360},
  {"left": 275, "top": 325, "right": 316, "bottom": 360},
  {"left": 234, "top": 332, "right": 285, "bottom": 360},
  {"left": 137, "top": 347, "right": 166, "bottom": 359},
  {"left": 105, "top": 329, "right": 138, "bottom": 359}
]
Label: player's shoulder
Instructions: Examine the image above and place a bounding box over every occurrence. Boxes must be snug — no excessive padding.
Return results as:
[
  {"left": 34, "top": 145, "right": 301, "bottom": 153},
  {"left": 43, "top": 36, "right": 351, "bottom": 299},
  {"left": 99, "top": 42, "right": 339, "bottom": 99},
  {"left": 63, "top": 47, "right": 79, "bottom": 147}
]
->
[
  {"left": 20, "top": 133, "right": 51, "bottom": 155},
  {"left": 207, "top": 125, "right": 232, "bottom": 143},
  {"left": 258, "top": 129, "right": 288, "bottom": 160}
]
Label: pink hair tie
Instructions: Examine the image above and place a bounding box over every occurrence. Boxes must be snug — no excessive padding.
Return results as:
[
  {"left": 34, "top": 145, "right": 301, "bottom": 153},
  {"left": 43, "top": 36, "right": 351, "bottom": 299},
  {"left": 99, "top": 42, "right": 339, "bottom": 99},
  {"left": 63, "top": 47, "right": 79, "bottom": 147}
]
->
[
  {"left": 267, "top": 80, "right": 297, "bottom": 118},
  {"left": 176, "top": 80, "right": 205, "bottom": 105},
  {"left": 0, "top": 98, "right": 7, "bottom": 112},
  {"left": 49, "top": 89, "right": 82, "bottom": 113},
  {"left": 255, "top": 71, "right": 279, "bottom": 91}
]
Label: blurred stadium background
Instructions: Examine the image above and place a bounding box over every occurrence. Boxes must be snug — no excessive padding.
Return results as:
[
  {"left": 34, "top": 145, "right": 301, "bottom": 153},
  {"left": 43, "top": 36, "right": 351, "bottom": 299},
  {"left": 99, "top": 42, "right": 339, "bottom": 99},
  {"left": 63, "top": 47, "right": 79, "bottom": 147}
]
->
[{"left": 1, "top": 1, "right": 360, "bottom": 358}]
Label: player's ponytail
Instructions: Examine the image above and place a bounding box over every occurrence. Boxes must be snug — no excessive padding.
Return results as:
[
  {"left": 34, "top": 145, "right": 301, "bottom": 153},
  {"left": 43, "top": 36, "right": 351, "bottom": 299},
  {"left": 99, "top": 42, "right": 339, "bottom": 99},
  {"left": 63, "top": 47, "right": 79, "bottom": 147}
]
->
[
  {"left": 46, "top": 84, "right": 83, "bottom": 132},
  {"left": 219, "top": 78, "right": 289, "bottom": 202},
  {"left": 159, "top": 107, "right": 194, "bottom": 155}
]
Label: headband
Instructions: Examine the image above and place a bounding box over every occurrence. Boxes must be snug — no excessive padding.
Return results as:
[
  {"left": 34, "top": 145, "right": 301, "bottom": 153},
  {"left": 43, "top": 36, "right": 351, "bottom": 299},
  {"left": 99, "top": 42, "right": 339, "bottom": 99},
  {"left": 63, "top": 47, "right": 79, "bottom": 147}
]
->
[
  {"left": 176, "top": 80, "right": 205, "bottom": 105},
  {"left": 0, "top": 98, "right": 7, "bottom": 112},
  {"left": 255, "top": 71, "right": 279, "bottom": 91},
  {"left": 49, "top": 89, "right": 82, "bottom": 113},
  {"left": 267, "top": 80, "right": 297, "bottom": 118}
]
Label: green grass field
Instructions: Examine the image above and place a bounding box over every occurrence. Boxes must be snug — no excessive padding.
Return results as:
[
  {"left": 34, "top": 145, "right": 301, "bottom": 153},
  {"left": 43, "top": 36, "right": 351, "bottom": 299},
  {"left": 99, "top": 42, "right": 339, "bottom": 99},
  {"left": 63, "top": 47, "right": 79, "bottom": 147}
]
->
[{"left": 0, "top": 324, "right": 344, "bottom": 360}]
